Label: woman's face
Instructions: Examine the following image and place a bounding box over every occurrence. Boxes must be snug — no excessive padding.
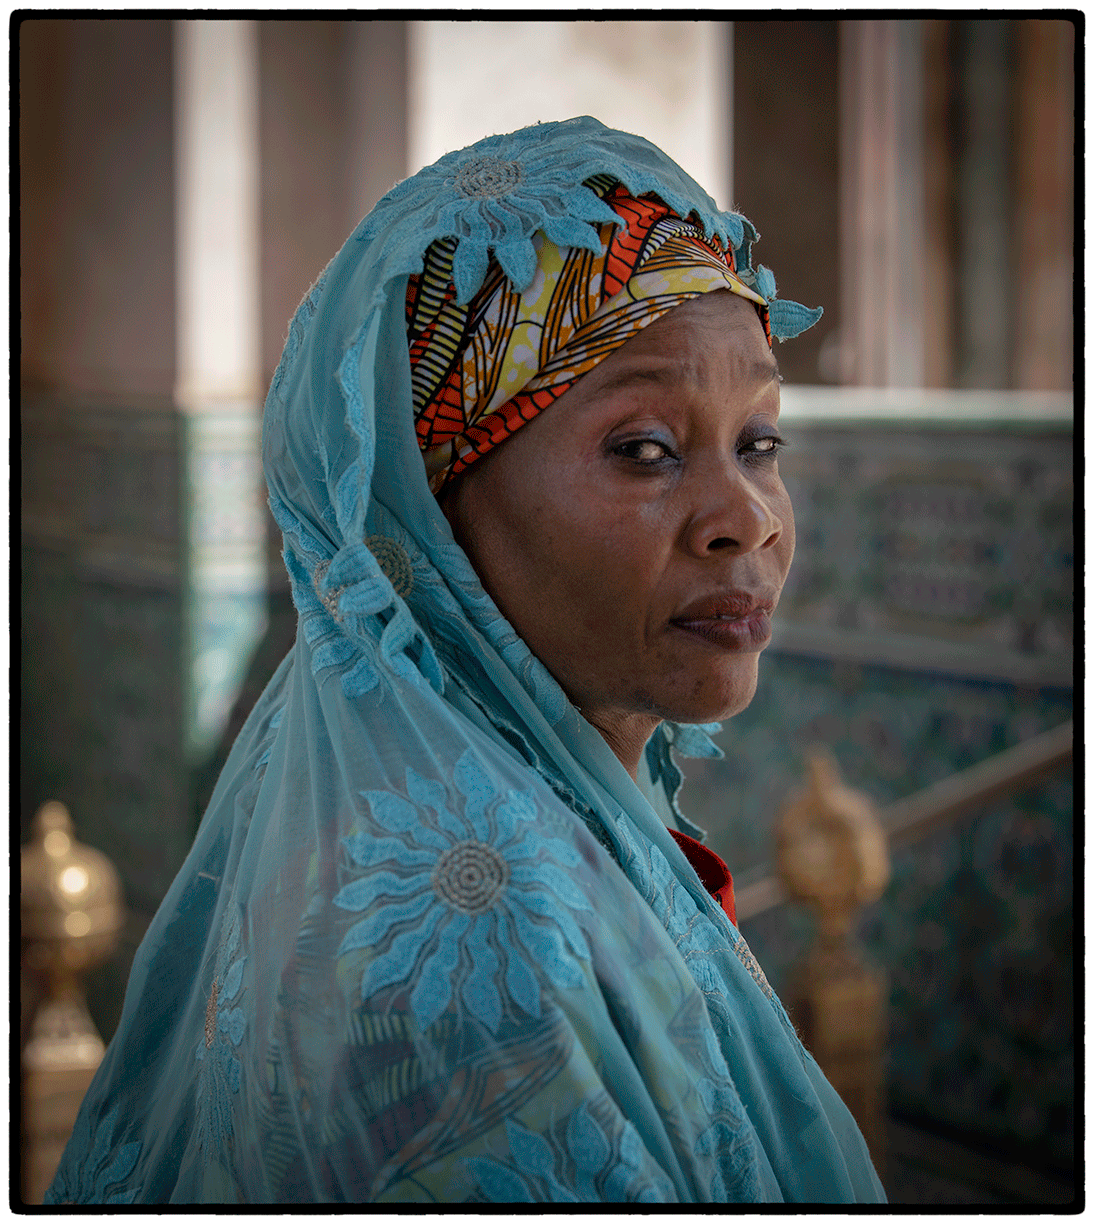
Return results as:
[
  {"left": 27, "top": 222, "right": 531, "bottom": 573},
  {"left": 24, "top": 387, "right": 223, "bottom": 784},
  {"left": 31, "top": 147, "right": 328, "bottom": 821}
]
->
[{"left": 443, "top": 290, "right": 794, "bottom": 773}]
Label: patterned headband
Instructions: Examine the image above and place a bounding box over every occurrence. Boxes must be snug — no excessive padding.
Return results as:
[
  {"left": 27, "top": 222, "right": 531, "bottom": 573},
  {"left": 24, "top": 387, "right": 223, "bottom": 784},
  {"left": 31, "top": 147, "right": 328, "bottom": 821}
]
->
[{"left": 407, "top": 178, "right": 771, "bottom": 493}]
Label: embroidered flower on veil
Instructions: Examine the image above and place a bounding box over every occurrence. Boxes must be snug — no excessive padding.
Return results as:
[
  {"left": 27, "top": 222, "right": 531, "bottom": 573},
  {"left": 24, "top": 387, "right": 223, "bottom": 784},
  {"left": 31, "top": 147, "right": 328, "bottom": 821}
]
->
[
  {"left": 356, "top": 116, "right": 750, "bottom": 307},
  {"left": 365, "top": 135, "right": 619, "bottom": 305},
  {"left": 334, "top": 749, "right": 592, "bottom": 1034}
]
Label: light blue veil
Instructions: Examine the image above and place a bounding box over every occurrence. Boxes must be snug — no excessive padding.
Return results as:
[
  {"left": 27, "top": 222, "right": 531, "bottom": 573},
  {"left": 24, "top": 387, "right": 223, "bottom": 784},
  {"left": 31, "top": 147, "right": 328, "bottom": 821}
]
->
[{"left": 46, "top": 117, "right": 884, "bottom": 1204}]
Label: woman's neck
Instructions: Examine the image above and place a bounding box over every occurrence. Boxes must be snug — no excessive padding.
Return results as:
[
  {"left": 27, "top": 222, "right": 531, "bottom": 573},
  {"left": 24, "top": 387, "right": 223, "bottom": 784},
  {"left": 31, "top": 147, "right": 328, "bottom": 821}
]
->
[{"left": 583, "top": 708, "right": 661, "bottom": 781}]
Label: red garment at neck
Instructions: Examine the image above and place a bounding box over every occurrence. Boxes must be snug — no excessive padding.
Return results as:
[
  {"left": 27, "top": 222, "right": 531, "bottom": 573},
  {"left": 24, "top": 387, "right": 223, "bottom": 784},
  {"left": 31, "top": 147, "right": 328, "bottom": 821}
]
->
[{"left": 669, "top": 829, "right": 737, "bottom": 925}]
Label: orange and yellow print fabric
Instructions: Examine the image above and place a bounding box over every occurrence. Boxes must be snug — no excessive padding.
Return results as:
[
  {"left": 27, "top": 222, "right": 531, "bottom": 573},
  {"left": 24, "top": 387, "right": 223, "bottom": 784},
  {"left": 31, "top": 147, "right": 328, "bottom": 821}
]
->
[{"left": 407, "top": 180, "right": 769, "bottom": 492}]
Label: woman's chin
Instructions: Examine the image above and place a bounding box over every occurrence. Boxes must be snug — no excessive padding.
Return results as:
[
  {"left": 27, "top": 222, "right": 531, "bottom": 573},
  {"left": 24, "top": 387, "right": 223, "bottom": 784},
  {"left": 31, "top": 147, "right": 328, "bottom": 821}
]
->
[{"left": 647, "top": 658, "right": 762, "bottom": 726}]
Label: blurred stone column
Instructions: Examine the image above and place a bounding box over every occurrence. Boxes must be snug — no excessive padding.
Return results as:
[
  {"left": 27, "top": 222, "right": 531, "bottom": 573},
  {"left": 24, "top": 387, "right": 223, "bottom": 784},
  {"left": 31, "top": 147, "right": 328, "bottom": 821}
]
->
[
  {"left": 733, "top": 20, "right": 839, "bottom": 388},
  {"left": 839, "top": 20, "right": 926, "bottom": 387},
  {"left": 1012, "top": 19, "right": 1073, "bottom": 392},
  {"left": 256, "top": 20, "right": 408, "bottom": 395},
  {"left": 921, "top": 19, "right": 956, "bottom": 390},
  {"left": 953, "top": 20, "right": 1013, "bottom": 390},
  {"left": 345, "top": 21, "right": 410, "bottom": 222}
]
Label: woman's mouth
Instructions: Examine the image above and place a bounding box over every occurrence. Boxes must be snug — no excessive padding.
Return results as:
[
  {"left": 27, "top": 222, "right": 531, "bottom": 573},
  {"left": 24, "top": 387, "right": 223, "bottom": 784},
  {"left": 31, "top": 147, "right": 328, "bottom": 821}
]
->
[
  {"left": 670, "top": 609, "right": 772, "bottom": 649},
  {"left": 669, "top": 591, "right": 776, "bottom": 650}
]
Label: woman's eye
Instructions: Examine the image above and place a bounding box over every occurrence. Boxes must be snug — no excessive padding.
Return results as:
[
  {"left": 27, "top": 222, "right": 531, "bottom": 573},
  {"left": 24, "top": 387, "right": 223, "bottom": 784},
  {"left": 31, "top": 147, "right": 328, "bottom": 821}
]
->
[
  {"left": 741, "top": 434, "right": 786, "bottom": 459},
  {"left": 613, "top": 438, "right": 674, "bottom": 463}
]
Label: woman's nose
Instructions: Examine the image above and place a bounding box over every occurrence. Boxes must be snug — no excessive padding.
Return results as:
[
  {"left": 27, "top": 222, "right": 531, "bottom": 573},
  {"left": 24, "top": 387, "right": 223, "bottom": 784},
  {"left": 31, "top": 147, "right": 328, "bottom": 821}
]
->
[{"left": 683, "top": 469, "right": 784, "bottom": 556}]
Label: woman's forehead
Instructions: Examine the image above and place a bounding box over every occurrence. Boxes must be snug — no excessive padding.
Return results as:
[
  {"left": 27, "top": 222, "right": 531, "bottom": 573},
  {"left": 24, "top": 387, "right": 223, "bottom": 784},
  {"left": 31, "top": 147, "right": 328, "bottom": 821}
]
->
[{"left": 603, "top": 293, "right": 778, "bottom": 378}]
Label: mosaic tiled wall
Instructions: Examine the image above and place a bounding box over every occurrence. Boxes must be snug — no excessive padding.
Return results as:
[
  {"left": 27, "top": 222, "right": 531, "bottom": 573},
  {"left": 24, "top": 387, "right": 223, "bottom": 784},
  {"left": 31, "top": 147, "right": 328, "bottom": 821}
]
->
[
  {"left": 21, "top": 397, "right": 191, "bottom": 915},
  {"left": 680, "top": 405, "right": 1074, "bottom": 1171},
  {"left": 21, "top": 395, "right": 267, "bottom": 1040},
  {"left": 777, "top": 418, "right": 1072, "bottom": 681}
]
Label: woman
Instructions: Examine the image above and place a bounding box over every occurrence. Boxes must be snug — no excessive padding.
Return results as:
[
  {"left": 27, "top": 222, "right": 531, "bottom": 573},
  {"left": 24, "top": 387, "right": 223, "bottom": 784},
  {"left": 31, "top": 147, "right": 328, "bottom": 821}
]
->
[{"left": 47, "top": 117, "right": 885, "bottom": 1204}]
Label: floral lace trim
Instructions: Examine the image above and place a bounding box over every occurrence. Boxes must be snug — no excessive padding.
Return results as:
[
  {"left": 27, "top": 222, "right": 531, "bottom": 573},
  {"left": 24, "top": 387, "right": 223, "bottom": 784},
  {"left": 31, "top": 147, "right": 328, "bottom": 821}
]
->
[{"left": 354, "top": 116, "right": 821, "bottom": 339}]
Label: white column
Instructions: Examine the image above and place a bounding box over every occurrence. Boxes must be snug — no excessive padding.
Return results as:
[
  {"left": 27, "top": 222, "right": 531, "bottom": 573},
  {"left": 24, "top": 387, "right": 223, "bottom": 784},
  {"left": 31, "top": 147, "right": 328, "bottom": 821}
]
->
[
  {"left": 175, "top": 19, "right": 260, "bottom": 410},
  {"left": 409, "top": 20, "right": 730, "bottom": 210},
  {"left": 174, "top": 19, "right": 267, "bottom": 759}
]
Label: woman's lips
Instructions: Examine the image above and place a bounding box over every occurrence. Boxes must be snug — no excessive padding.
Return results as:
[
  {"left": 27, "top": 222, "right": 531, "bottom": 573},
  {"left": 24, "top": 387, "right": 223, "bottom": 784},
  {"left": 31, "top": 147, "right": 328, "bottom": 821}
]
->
[
  {"left": 670, "top": 608, "right": 772, "bottom": 649},
  {"left": 669, "top": 592, "right": 775, "bottom": 650}
]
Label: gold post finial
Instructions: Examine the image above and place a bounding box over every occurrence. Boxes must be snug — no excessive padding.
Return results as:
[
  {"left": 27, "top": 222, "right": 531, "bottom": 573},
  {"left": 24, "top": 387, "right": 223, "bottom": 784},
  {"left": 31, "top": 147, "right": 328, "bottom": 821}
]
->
[
  {"left": 777, "top": 748, "right": 890, "bottom": 951},
  {"left": 21, "top": 802, "right": 126, "bottom": 1202},
  {"left": 775, "top": 750, "right": 891, "bottom": 1177}
]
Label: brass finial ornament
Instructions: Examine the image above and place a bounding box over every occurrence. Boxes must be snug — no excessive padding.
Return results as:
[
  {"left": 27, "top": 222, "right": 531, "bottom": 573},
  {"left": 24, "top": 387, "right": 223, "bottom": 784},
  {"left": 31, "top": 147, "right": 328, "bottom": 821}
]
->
[
  {"left": 22, "top": 801, "right": 126, "bottom": 1061},
  {"left": 775, "top": 750, "right": 891, "bottom": 1176},
  {"left": 21, "top": 801, "right": 126, "bottom": 1202},
  {"left": 776, "top": 750, "right": 890, "bottom": 951}
]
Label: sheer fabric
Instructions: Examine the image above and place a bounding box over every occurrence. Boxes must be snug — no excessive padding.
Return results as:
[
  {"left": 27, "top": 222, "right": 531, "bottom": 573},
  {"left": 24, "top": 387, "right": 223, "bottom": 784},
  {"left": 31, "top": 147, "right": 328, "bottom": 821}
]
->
[{"left": 46, "top": 117, "right": 883, "bottom": 1204}]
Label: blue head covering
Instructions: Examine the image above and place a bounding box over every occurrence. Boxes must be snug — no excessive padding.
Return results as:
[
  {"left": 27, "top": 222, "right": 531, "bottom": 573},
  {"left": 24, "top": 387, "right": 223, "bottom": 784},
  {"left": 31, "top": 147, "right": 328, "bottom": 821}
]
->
[{"left": 47, "top": 117, "right": 882, "bottom": 1204}]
